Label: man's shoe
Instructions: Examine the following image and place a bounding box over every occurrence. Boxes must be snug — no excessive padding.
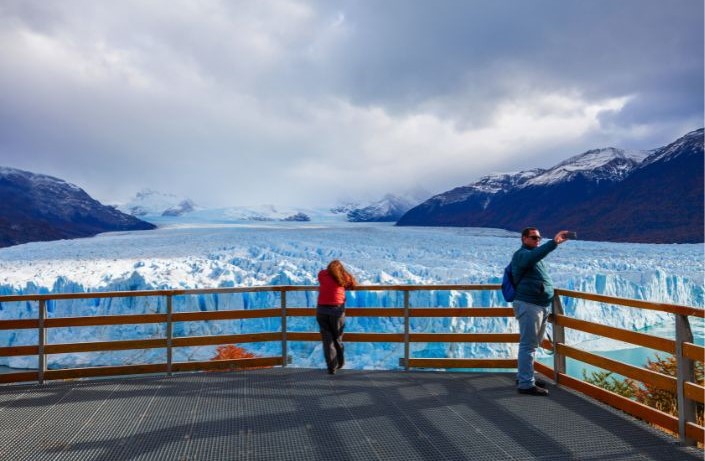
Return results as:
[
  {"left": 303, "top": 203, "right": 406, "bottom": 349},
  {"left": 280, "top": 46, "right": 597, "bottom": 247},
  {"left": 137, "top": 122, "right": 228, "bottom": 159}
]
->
[
  {"left": 516, "top": 378, "right": 548, "bottom": 388},
  {"left": 327, "top": 368, "right": 336, "bottom": 375},
  {"left": 336, "top": 359, "right": 344, "bottom": 370},
  {"left": 518, "top": 386, "right": 549, "bottom": 396}
]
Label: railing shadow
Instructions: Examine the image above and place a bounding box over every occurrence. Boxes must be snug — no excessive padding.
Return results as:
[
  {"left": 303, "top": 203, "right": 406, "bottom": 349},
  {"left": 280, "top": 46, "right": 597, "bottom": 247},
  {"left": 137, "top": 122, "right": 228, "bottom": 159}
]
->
[{"left": 1, "top": 369, "right": 701, "bottom": 461}]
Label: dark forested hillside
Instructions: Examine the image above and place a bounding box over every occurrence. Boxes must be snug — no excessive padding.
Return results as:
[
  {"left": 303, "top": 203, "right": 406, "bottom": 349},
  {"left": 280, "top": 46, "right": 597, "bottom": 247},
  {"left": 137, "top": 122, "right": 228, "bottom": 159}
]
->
[
  {"left": 397, "top": 129, "right": 704, "bottom": 243},
  {"left": 0, "top": 167, "right": 155, "bottom": 248}
]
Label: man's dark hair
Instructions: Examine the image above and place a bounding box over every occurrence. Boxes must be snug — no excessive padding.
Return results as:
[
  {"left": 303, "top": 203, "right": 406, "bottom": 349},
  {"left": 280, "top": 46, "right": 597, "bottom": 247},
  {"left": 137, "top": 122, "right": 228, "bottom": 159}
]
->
[{"left": 521, "top": 227, "right": 539, "bottom": 237}]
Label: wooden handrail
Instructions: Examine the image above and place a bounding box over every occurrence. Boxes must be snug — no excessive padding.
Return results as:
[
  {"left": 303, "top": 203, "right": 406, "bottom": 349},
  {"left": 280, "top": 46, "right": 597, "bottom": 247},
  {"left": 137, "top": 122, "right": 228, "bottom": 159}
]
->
[
  {"left": 554, "top": 314, "right": 676, "bottom": 354},
  {"left": 409, "top": 333, "right": 519, "bottom": 343},
  {"left": 0, "top": 345, "right": 39, "bottom": 357},
  {"left": 686, "top": 423, "right": 705, "bottom": 444},
  {"left": 402, "top": 358, "right": 517, "bottom": 368},
  {"left": 0, "top": 283, "right": 503, "bottom": 303},
  {"left": 408, "top": 307, "right": 514, "bottom": 317},
  {"left": 0, "top": 284, "right": 701, "bottom": 313},
  {"left": 45, "top": 313, "right": 168, "bottom": 328},
  {"left": 287, "top": 332, "right": 406, "bottom": 342},
  {"left": 555, "top": 288, "right": 704, "bottom": 318},
  {"left": 285, "top": 307, "right": 515, "bottom": 317},
  {"left": 555, "top": 372, "right": 679, "bottom": 433},
  {"left": 0, "top": 283, "right": 701, "bottom": 445},
  {"left": 684, "top": 382, "right": 705, "bottom": 404},
  {"left": 172, "top": 332, "right": 281, "bottom": 347},
  {"left": 45, "top": 338, "right": 167, "bottom": 354},
  {"left": 0, "top": 319, "right": 39, "bottom": 330},
  {"left": 337, "top": 307, "right": 405, "bottom": 317},
  {"left": 172, "top": 309, "right": 281, "bottom": 322},
  {"left": 172, "top": 356, "right": 283, "bottom": 372},
  {"left": 683, "top": 342, "right": 704, "bottom": 362},
  {"left": 556, "top": 344, "right": 676, "bottom": 392}
]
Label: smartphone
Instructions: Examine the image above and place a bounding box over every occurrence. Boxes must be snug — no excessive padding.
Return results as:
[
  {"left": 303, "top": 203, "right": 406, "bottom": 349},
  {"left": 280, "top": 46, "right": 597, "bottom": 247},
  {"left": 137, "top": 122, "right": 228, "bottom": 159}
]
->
[{"left": 564, "top": 231, "right": 578, "bottom": 240}]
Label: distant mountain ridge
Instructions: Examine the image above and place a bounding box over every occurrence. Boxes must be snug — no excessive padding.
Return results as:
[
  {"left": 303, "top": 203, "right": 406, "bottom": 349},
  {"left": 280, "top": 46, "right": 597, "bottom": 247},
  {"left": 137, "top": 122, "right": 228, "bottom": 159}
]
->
[
  {"left": 119, "top": 189, "right": 198, "bottom": 217},
  {"left": 0, "top": 167, "right": 156, "bottom": 248},
  {"left": 342, "top": 188, "right": 431, "bottom": 222},
  {"left": 397, "top": 129, "right": 704, "bottom": 243},
  {"left": 346, "top": 194, "right": 419, "bottom": 222}
]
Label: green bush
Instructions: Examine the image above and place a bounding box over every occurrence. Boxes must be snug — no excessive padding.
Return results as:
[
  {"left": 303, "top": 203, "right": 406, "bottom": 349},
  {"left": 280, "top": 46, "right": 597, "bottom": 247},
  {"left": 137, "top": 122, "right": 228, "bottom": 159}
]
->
[{"left": 583, "top": 354, "right": 703, "bottom": 426}]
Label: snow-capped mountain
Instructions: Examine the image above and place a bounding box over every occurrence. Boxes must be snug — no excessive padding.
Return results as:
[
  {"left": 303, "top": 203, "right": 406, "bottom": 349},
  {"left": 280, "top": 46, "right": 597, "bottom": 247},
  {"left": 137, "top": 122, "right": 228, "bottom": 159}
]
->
[
  {"left": 0, "top": 167, "right": 155, "bottom": 248},
  {"left": 346, "top": 194, "right": 419, "bottom": 222},
  {"left": 418, "top": 148, "right": 650, "bottom": 210},
  {"left": 398, "top": 128, "right": 704, "bottom": 243},
  {"left": 121, "top": 190, "right": 425, "bottom": 224},
  {"left": 344, "top": 188, "right": 431, "bottom": 222},
  {"left": 471, "top": 169, "right": 546, "bottom": 194},
  {"left": 144, "top": 204, "right": 337, "bottom": 224},
  {"left": 120, "top": 189, "right": 198, "bottom": 217},
  {"left": 220, "top": 204, "right": 306, "bottom": 221},
  {"left": 426, "top": 169, "right": 545, "bottom": 213},
  {"left": 330, "top": 201, "right": 362, "bottom": 216},
  {"left": 523, "top": 147, "right": 651, "bottom": 187},
  {"left": 640, "top": 128, "right": 703, "bottom": 166}
]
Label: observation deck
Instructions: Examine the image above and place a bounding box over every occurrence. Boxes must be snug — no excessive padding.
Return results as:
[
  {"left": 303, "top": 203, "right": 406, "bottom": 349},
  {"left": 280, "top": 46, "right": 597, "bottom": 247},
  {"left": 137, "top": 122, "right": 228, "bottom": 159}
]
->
[
  {"left": 0, "top": 284, "right": 703, "bottom": 460},
  {"left": 2, "top": 368, "right": 702, "bottom": 460}
]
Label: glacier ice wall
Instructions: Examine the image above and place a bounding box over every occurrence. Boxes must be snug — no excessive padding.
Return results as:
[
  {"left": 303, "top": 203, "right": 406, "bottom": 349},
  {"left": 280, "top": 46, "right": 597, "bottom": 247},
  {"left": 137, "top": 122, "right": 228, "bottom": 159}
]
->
[{"left": 0, "top": 223, "right": 702, "bottom": 370}]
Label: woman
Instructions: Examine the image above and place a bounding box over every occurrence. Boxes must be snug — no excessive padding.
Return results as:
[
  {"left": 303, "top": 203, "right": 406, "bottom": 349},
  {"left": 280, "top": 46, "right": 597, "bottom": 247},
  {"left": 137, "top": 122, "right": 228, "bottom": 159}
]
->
[{"left": 316, "top": 260, "right": 357, "bottom": 375}]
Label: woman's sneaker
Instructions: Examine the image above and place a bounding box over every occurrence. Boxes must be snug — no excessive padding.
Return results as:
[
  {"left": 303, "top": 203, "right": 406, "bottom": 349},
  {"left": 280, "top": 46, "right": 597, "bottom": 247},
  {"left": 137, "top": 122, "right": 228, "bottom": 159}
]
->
[
  {"left": 516, "top": 378, "right": 547, "bottom": 388},
  {"left": 518, "top": 386, "right": 549, "bottom": 396}
]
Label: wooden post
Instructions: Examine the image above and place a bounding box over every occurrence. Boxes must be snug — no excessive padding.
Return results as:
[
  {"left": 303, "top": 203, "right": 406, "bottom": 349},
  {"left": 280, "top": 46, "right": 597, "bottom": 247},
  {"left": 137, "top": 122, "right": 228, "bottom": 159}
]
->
[
  {"left": 675, "top": 314, "right": 696, "bottom": 446},
  {"left": 281, "top": 289, "right": 287, "bottom": 368},
  {"left": 166, "top": 294, "right": 173, "bottom": 376},
  {"left": 552, "top": 295, "right": 566, "bottom": 385},
  {"left": 38, "top": 299, "right": 47, "bottom": 385},
  {"left": 403, "top": 291, "right": 410, "bottom": 371}
]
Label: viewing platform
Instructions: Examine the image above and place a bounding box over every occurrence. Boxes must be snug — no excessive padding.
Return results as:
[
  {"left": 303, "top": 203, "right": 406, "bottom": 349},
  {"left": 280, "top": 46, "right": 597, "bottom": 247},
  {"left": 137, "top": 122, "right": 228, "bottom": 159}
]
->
[
  {"left": 0, "top": 284, "right": 703, "bottom": 459},
  {"left": 1, "top": 368, "right": 702, "bottom": 460}
]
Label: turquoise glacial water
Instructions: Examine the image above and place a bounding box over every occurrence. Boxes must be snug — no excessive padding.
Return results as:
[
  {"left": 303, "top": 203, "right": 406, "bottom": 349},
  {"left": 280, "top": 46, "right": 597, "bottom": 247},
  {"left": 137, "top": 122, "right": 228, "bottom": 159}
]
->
[{"left": 539, "top": 317, "right": 704, "bottom": 380}]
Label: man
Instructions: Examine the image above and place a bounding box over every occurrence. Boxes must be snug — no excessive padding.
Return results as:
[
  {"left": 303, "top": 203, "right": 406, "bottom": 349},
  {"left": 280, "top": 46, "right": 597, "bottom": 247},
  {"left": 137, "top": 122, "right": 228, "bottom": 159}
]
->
[{"left": 511, "top": 227, "right": 570, "bottom": 396}]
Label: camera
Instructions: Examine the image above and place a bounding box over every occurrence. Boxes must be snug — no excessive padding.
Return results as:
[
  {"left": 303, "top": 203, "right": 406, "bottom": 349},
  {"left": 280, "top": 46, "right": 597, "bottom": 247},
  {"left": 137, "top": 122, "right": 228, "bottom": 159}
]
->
[{"left": 564, "top": 231, "right": 577, "bottom": 240}]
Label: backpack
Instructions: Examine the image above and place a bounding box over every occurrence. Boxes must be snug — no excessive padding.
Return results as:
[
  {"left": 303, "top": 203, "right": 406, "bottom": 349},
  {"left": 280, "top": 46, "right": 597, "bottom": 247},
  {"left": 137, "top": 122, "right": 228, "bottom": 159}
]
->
[{"left": 501, "top": 263, "right": 517, "bottom": 302}]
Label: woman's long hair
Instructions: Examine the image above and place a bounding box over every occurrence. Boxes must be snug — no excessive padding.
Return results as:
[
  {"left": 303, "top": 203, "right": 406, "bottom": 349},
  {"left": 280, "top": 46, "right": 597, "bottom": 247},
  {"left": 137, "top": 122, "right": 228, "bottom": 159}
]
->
[{"left": 327, "top": 260, "right": 357, "bottom": 288}]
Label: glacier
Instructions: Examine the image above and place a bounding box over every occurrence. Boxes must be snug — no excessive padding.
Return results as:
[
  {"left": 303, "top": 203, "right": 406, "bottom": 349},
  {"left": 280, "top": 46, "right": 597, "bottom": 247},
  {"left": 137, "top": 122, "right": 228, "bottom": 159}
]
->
[{"left": 0, "top": 222, "right": 702, "bottom": 373}]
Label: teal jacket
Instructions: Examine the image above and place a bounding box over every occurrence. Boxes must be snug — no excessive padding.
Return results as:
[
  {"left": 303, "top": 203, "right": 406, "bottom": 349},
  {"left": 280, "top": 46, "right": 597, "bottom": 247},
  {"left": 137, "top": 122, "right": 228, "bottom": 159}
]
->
[{"left": 511, "top": 239, "right": 558, "bottom": 307}]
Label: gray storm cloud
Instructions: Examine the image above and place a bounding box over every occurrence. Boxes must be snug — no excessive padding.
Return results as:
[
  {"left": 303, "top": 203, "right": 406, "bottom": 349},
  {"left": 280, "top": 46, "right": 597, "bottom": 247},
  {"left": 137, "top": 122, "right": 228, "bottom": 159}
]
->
[{"left": 0, "top": 0, "right": 702, "bottom": 207}]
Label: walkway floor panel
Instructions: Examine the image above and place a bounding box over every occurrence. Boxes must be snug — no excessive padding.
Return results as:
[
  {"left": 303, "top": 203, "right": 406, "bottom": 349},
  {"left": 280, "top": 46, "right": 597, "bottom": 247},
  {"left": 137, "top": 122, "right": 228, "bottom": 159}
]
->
[{"left": 0, "top": 368, "right": 701, "bottom": 460}]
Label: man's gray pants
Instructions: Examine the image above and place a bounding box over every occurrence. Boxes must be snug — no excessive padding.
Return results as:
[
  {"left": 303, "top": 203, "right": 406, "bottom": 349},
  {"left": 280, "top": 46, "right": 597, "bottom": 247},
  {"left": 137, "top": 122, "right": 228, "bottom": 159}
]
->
[{"left": 513, "top": 299, "right": 549, "bottom": 389}]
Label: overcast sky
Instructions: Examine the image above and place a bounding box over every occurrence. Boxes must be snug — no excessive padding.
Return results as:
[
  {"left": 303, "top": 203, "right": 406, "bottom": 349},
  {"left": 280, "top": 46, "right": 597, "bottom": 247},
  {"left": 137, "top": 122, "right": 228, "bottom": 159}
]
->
[{"left": 0, "top": 0, "right": 702, "bottom": 208}]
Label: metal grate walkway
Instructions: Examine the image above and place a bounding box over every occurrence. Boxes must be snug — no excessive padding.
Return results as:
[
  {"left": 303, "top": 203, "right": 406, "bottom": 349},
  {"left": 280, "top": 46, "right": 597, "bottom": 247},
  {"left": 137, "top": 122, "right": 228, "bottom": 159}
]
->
[{"left": 0, "top": 368, "right": 701, "bottom": 460}]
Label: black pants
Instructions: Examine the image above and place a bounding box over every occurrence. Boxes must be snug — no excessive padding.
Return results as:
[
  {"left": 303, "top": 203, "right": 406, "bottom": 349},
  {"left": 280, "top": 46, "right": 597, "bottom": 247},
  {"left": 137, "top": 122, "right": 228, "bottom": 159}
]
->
[{"left": 316, "top": 312, "right": 345, "bottom": 371}]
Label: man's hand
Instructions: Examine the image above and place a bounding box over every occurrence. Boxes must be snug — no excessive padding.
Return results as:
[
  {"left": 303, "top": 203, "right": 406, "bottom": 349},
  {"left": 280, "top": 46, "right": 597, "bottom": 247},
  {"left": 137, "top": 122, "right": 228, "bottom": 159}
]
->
[{"left": 554, "top": 230, "right": 570, "bottom": 244}]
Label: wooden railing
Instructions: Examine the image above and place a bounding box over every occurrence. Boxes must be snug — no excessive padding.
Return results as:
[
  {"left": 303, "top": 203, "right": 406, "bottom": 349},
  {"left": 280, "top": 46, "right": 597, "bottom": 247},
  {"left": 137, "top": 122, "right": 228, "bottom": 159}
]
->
[
  {"left": 548, "top": 288, "right": 704, "bottom": 446},
  {"left": 0, "top": 284, "right": 702, "bottom": 445}
]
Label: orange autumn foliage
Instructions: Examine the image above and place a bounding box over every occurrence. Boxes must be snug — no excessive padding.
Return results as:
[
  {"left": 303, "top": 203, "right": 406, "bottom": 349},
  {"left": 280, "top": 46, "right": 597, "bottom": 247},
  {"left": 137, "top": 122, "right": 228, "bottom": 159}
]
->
[
  {"left": 209, "top": 345, "right": 271, "bottom": 371},
  {"left": 585, "top": 353, "right": 703, "bottom": 443},
  {"left": 632, "top": 354, "right": 704, "bottom": 426}
]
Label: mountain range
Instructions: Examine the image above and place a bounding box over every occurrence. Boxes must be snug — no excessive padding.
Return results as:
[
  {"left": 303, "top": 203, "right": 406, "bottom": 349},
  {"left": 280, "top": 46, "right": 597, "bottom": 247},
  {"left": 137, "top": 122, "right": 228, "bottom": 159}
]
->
[
  {"left": 0, "top": 167, "right": 155, "bottom": 248},
  {"left": 2, "top": 129, "right": 700, "bottom": 248},
  {"left": 120, "top": 189, "right": 424, "bottom": 223},
  {"left": 397, "top": 128, "right": 704, "bottom": 243},
  {"left": 344, "top": 193, "right": 423, "bottom": 222},
  {"left": 119, "top": 189, "right": 198, "bottom": 217}
]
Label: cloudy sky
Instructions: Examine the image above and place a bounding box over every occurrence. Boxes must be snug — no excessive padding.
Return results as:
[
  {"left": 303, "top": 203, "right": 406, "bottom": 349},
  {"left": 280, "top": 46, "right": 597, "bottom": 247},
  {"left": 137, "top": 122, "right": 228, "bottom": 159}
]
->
[{"left": 0, "top": 0, "right": 702, "bottom": 208}]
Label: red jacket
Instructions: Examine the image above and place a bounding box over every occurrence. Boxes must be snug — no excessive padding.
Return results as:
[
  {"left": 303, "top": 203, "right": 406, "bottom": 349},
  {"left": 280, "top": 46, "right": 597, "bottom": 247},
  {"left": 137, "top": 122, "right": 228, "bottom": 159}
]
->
[{"left": 317, "top": 270, "right": 346, "bottom": 306}]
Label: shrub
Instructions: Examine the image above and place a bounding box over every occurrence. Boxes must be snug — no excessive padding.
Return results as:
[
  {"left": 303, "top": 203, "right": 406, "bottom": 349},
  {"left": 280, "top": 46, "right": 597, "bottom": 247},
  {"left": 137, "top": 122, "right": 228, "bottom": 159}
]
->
[
  {"left": 584, "top": 354, "right": 703, "bottom": 428},
  {"left": 209, "top": 344, "right": 270, "bottom": 370}
]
